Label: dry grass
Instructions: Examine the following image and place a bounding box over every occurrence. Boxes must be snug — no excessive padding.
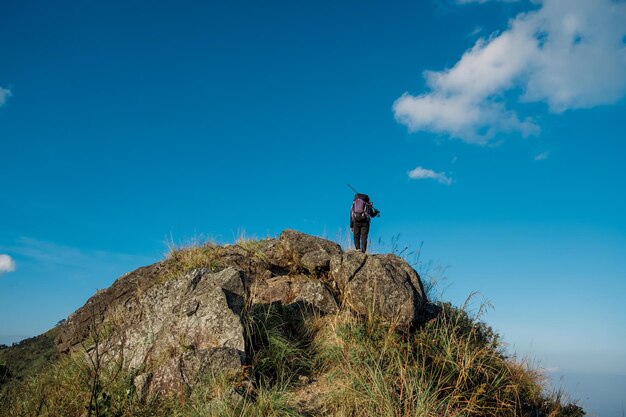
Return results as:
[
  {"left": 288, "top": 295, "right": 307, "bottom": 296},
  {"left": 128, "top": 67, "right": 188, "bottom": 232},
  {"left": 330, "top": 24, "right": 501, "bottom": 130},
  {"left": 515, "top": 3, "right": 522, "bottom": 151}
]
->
[
  {"left": 308, "top": 302, "right": 583, "bottom": 417},
  {"left": 161, "top": 237, "right": 224, "bottom": 281},
  {"left": 0, "top": 299, "right": 583, "bottom": 417}
]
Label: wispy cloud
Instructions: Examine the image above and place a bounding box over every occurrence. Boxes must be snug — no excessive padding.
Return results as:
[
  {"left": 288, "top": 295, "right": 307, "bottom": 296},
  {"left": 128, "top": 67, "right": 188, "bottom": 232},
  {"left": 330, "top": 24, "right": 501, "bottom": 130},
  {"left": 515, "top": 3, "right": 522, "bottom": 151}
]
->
[
  {"left": 394, "top": 0, "right": 626, "bottom": 144},
  {"left": 408, "top": 167, "right": 453, "bottom": 185},
  {"left": 469, "top": 26, "right": 484, "bottom": 37},
  {"left": 9, "top": 237, "right": 153, "bottom": 267},
  {"left": 0, "top": 254, "right": 16, "bottom": 274},
  {"left": 10, "top": 237, "right": 91, "bottom": 266},
  {"left": 534, "top": 151, "right": 549, "bottom": 161},
  {"left": 0, "top": 87, "right": 11, "bottom": 106},
  {"left": 3, "top": 237, "right": 155, "bottom": 282}
]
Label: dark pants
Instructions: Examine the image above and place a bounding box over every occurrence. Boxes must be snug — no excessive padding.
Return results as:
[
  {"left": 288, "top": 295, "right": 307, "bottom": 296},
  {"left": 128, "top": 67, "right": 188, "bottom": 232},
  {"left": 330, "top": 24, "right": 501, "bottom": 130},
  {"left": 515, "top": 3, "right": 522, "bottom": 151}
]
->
[{"left": 353, "top": 221, "right": 370, "bottom": 253}]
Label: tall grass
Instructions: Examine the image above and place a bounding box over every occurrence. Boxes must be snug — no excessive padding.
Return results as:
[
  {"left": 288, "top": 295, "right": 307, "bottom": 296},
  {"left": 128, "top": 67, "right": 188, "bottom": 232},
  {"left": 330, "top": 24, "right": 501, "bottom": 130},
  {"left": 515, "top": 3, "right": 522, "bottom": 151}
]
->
[
  {"left": 243, "top": 303, "right": 314, "bottom": 388},
  {"left": 174, "top": 370, "right": 299, "bottom": 417},
  {"left": 0, "top": 349, "right": 162, "bottom": 417},
  {"left": 0, "top": 351, "right": 299, "bottom": 417},
  {"left": 0, "top": 299, "right": 582, "bottom": 417},
  {"left": 311, "top": 301, "right": 583, "bottom": 417}
]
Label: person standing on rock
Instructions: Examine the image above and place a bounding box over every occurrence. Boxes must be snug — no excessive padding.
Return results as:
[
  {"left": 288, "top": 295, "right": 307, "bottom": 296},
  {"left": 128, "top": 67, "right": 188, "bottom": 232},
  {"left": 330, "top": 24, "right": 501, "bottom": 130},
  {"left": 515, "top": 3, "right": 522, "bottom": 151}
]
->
[{"left": 350, "top": 192, "right": 380, "bottom": 253}]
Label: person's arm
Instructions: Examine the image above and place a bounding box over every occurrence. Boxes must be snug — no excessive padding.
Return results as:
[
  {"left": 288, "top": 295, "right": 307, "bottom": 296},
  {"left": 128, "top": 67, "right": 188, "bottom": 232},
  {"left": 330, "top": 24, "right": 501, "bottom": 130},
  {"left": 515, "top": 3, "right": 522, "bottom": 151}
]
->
[{"left": 370, "top": 204, "right": 380, "bottom": 218}]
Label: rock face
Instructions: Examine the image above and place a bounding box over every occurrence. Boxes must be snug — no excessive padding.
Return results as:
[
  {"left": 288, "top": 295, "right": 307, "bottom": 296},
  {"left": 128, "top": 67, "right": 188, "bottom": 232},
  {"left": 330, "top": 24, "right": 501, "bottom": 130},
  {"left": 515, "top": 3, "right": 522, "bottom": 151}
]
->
[
  {"left": 127, "top": 267, "right": 246, "bottom": 395},
  {"left": 250, "top": 274, "right": 338, "bottom": 314},
  {"left": 56, "top": 229, "right": 432, "bottom": 398},
  {"left": 330, "top": 252, "right": 427, "bottom": 327},
  {"left": 58, "top": 267, "right": 247, "bottom": 396}
]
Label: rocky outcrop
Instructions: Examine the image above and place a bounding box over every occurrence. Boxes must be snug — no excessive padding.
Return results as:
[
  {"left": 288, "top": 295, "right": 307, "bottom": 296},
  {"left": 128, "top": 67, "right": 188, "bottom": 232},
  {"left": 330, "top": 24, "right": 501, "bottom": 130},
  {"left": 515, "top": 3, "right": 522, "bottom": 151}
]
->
[
  {"left": 330, "top": 252, "right": 427, "bottom": 327},
  {"left": 55, "top": 229, "right": 433, "bottom": 398}
]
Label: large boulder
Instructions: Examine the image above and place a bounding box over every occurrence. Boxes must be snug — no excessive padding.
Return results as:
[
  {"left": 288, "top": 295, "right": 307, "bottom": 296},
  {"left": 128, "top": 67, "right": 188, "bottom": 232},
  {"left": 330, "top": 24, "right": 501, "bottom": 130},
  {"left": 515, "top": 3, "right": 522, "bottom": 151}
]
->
[
  {"left": 138, "top": 267, "right": 246, "bottom": 395},
  {"left": 58, "top": 267, "right": 247, "bottom": 396},
  {"left": 330, "top": 252, "right": 428, "bottom": 327}
]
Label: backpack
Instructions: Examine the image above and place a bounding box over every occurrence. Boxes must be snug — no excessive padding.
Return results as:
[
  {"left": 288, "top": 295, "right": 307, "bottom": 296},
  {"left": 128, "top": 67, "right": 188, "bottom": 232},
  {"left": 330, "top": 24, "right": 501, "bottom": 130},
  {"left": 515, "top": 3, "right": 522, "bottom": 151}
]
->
[{"left": 351, "top": 193, "right": 372, "bottom": 222}]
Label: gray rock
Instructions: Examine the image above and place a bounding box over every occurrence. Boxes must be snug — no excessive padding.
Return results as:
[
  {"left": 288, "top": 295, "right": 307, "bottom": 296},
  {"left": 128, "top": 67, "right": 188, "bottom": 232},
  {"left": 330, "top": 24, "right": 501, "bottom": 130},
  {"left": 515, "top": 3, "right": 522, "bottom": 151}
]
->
[
  {"left": 56, "top": 263, "right": 166, "bottom": 353},
  {"left": 133, "top": 372, "right": 152, "bottom": 402},
  {"left": 290, "top": 275, "right": 339, "bottom": 314},
  {"left": 180, "top": 347, "right": 242, "bottom": 390},
  {"left": 330, "top": 253, "right": 427, "bottom": 327},
  {"left": 301, "top": 249, "right": 332, "bottom": 273},
  {"left": 279, "top": 230, "right": 342, "bottom": 273},
  {"left": 329, "top": 251, "right": 368, "bottom": 291},
  {"left": 59, "top": 266, "right": 247, "bottom": 398},
  {"left": 250, "top": 274, "right": 338, "bottom": 314}
]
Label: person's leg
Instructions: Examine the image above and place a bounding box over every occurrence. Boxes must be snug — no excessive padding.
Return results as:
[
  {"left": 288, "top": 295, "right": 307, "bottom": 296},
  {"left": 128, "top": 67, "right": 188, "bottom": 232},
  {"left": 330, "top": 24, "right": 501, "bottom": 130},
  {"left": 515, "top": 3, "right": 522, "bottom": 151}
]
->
[
  {"left": 360, "top": 222, "right": 370, "bottom": 253},
  {"left": 353, "top": 223, "right": 362, "bottom": 250}
]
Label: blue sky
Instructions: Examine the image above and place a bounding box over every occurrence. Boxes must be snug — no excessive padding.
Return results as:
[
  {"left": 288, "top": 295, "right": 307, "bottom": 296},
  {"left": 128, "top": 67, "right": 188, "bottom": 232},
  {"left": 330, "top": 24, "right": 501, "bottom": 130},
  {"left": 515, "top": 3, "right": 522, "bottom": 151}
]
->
[{"left": 1, "top": 0, "right": 625, "bottom": 413}]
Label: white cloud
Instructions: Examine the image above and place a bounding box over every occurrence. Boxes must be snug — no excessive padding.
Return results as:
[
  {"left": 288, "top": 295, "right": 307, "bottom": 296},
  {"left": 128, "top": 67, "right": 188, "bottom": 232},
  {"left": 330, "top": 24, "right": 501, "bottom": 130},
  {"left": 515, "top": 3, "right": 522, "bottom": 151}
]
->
[
  {"left": 534, "top": 151, "right": 549, "bottom": 160},
  {"left": 394, "top": 92, "right": 539, "bottom": 144},
  {"left": 0, "top": 254, "right": 16, "bottom": 274},
  {"left": 408, "top": 166, "right": 453, "bottom": 185},
  {"left": 0, "top": 87, "right": 11, "bottom": 106},
  {"left": 394, "top": 0, "right": 626, "bottom": 143}
]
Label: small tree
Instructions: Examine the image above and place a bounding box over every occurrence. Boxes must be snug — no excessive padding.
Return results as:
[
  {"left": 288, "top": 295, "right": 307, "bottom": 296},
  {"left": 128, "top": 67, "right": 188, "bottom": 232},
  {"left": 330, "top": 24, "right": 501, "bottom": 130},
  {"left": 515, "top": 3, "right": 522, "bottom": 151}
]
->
[{"left": 73, "top": 305, "right": 125, "bottom": 417}]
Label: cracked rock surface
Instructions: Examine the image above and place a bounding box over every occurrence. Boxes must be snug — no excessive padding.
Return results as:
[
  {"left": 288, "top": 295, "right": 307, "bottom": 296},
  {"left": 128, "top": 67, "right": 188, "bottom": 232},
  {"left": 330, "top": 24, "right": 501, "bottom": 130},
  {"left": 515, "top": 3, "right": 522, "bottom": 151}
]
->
[{"left": 331, "top": 252, "right": 427, "bottom": 327}]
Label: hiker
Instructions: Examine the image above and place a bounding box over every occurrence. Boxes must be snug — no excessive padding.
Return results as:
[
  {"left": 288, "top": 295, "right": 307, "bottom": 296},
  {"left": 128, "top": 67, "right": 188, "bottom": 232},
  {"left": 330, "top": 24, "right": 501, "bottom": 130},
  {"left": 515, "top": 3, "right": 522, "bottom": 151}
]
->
[{"left": 350, "top": 193, "right": 380, "bottom": 253}]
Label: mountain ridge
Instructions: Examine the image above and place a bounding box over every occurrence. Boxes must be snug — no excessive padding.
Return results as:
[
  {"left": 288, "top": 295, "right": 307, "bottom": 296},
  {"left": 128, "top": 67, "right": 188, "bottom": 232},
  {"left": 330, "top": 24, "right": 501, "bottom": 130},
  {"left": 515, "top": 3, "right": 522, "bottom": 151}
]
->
[{"left": 0, "top": 230, "right": 584, "bottom": 416}]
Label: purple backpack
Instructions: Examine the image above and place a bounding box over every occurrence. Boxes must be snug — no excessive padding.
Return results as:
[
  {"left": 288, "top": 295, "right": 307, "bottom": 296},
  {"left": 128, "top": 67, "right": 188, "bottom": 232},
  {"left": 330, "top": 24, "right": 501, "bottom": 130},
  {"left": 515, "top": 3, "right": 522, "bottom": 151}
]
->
[{"left": 351, "top": 193, "right": 371, "bottom": 222}]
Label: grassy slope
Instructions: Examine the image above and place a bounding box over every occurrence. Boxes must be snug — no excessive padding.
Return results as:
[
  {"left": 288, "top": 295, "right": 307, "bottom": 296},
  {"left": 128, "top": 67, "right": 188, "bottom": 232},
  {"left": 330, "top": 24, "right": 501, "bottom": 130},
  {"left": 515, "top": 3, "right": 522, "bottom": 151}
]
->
[
  {"left": 0, "top": 327, "right": 60, "bottom": 391},
  {"left": 0, "top": 303, "right": 585, "bottom": 417}
]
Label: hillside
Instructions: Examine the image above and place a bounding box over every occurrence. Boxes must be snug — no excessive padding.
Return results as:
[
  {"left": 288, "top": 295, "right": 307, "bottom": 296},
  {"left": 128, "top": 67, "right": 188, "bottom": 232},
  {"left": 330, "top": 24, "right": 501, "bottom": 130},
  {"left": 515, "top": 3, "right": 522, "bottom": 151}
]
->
[
  {"left": 0, "top": 230, "right": 584, "bottom": 416},
  {"left": 0, "top": 328, "right": 60, "bottom": 397}
]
